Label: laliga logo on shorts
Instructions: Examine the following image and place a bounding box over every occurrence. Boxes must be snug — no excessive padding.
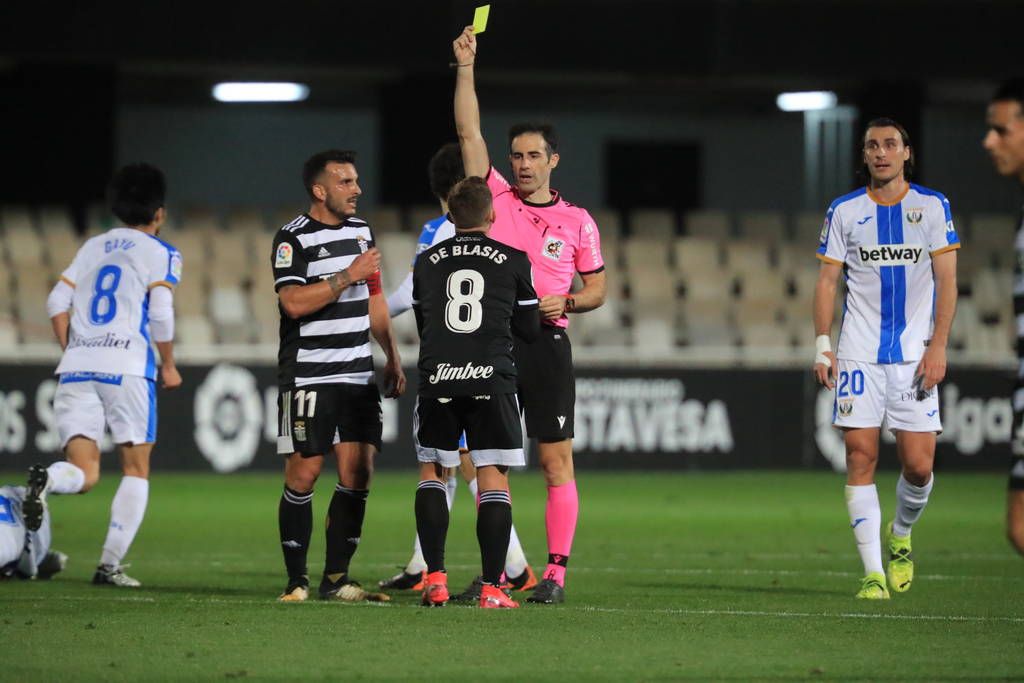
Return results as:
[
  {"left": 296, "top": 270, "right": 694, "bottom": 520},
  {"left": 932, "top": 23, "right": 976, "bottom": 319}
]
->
[{"left": 905, "top": 208, "right": 924, "bottom": 224}]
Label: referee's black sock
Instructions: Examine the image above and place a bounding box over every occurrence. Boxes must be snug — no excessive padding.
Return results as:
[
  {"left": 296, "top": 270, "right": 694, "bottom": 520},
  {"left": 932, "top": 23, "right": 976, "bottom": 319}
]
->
[
  {"left": 323, "top": 484, "right": 368, "bottom": 580},
  {"left": 278, "top": 485, "right": 313, "bottom": 587},
  {"left": 477, "top": 489, "right": 512, "bottom": 586},
  {"left": 415, "top": 480, "right": 450, "bottom": 574}
]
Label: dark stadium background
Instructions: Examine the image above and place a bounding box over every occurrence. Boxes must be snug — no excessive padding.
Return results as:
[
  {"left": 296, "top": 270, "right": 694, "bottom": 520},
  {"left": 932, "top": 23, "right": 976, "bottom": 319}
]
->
[{"left": 1, "top": 0, "right": 1022, "bottom": 472}]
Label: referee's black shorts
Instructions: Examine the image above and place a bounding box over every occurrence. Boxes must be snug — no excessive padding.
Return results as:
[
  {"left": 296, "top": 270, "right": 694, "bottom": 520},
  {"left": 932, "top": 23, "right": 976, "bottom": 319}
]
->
[{"left": 514, "top": 324, "right": 575, "bottom": 442}]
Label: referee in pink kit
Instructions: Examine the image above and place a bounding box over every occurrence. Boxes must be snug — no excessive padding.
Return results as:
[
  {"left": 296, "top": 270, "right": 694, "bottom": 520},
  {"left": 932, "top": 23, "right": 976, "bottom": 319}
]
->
[{"left": 452, "top": 26, "right": 608, "bottom": 604}]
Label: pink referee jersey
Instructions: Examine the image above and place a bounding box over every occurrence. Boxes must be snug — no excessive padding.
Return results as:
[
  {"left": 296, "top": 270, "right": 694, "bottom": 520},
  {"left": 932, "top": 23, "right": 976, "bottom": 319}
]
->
[{"left": 485, "top": 167, "right": 604, "bottom": 328}]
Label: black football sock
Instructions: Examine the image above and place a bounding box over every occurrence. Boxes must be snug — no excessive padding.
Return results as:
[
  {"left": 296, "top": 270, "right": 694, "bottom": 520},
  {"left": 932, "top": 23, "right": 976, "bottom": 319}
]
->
[
  {"left": 415, "top": 480, "right": 450, "bottom": 574},
  {"left": 279, "top": 486, "right": 313, "bottom": 587},
  {"left": 477, "top": 490, "right": 512, "bottom": 586},
  {"left": 323, "top": 484, "right": 368, "bottom": 581}
]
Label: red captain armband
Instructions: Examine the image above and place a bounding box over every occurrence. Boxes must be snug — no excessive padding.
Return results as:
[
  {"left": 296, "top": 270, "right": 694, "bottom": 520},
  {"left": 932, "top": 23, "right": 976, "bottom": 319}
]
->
[{"left": 366, "top": 271, "right": 382, "bottom": 295}]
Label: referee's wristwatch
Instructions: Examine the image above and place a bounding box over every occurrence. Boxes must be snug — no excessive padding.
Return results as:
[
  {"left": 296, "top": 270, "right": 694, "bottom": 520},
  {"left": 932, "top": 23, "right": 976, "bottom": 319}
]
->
[{"left": 564, "top": 296, "right": 576, "bottom": 313}]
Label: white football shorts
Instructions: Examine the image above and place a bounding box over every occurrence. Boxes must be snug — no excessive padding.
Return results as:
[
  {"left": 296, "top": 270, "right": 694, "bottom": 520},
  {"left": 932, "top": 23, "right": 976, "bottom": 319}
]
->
[
  {"left": 832, "top": 359, "right": 941, "bottom": 434},
  {"left": 54, "top": 373, "right": 157, "bottom": 447}
]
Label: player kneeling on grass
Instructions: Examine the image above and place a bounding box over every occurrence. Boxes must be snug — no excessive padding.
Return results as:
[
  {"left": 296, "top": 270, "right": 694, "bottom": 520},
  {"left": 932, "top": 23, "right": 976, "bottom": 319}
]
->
[
  {"left": 411, "top": 177, "right": 539, "bottom": 608},
  {"left": 813, "top": 118, "right": 959, "bottom": 599},
  {"left": 1, "top": 465, "right": 71, "bottom": 582},
  {"left": 43, "top": 164, "right": 183, "bottom": 588}
]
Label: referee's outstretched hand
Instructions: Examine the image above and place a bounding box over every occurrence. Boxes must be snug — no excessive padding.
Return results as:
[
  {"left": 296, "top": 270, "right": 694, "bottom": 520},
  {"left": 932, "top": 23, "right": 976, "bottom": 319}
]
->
[
  {"left": 349, "top": 248, "right": 381, "bottom": 282},
  {"left": 453, "top": 26, "right": 476, "bottom": 65}
]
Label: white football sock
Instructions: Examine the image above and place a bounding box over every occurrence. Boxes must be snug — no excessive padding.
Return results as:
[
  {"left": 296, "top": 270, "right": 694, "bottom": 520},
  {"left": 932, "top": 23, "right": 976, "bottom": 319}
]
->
[
  {"left": 845, "top": 484, "right": 883, "bottom": 576},
  {"left": 405, "top": 536, "right": 427, "bottom": 574},
  {"left": 893, "top": 474, "right": 932, "bottom": 538},
  {"left": 446, "top": 475, "right": 457, "bottom": 511},
  {"left": 504, "top": 523, "right": 529, "bottom": 578},
  {"left": 468, "top": 477, "right": 479, "bottom": 500},
  {"left": 47, "top": 461, "right": 85, "bottom": 494},
  {"left": 99, "top": 476, "right": 149, "bottom": 568}
]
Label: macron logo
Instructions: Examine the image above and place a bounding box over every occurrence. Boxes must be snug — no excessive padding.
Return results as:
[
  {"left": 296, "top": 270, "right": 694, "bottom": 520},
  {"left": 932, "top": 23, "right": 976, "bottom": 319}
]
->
[{"left": 858, "top": 244, "right": 922, "bottom": 266}]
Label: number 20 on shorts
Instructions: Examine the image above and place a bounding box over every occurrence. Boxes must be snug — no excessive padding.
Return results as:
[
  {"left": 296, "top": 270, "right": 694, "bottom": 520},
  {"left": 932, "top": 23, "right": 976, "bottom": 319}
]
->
[{"left": 837, "top": 369, "right": 864, "bottom": 397}]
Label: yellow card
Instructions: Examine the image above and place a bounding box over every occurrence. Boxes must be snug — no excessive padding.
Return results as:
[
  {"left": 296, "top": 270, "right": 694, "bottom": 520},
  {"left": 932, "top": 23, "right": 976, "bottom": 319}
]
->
[{"left": 473, "top": 4, "right": 490, "bottom": 34}]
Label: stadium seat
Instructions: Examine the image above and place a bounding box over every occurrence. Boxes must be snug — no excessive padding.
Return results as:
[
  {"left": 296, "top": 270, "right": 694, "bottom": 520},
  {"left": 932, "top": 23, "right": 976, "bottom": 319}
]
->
[
  {"left": 2, "top": 224, "right": 46, "bottom": 268},
  {"left": 950, "top": 298, "right": 977, "bottom": 351},
  {"left": 208, "top": 229, "right": 256, "bottom": 288},
  {"left": 630, "top": 266, "right": 680, "bottom": 313},
  {"left": 622, "top": 236, "right": 670, "bottom": 274},
  {"left": 571, "top": 295, "right": 630, "bottom": 347},
  {"left": 684, "top": 209, "right": 732, "bottom": 239},
  {"left": 631, "top": 315, "right": 676, "bottom": 354},
  {"left": 177, "top": 315, "right": 215, "bottom": 347},
  {"left": 225, "top": 206, "right": 267, "bottom": 233},
  {"left": 376, "top": 233, "right": 416, "bottom": 293},
  {"left": 628, "top": 208, "right": 677, "bottom": 238},
  {"left": 0, "top": 315, "right": 17, "bottom": 348},
  {"left": 0, "top": 206, "right": 36, "bottom": 233},
  {"left": 181, "top": 206, "right": 222, "bottom": 233},
  {"left": 777, "top": 242, "right": 816, "bottom": 273},
  {"left": 209, "top": 286, "right": 252, "bottom": 344},
  {"left": 725, "top": 238, "right": 775, "bottom": 276},
  {"left": 41, "top": 224, "right": 83, "bottom": 272},
  {"left": 589, "top": 208, "right": 622, "bottom": 239},
  {"left": 792, "top": 210, "right": 825, "bottom": 245},
  {"left": 735, "top": 268, "right": 787, "bottom": 305},
  {"left": 740, "top": 323, "right": 793, "bottom": 349},
  {"left": 971, "top": 268, "right": 1012, "bottom": 318},
  {"left": 673, "top": 237, "right": 723, "bottom": 276},
  {"left": 737, "top": 210, "right": 788, "bottom": 242},
  {"left": 680, "top": 269, "right": 734, "bottom": 304},
  {"left": 679, "top": 300, "right": 737, "bottom": 347},
  {"left": 969, "top": 213, "right": 1017, "bottom": 250},
  {"left": 37, "top": 206, "right": 75, "bottom": 235}
]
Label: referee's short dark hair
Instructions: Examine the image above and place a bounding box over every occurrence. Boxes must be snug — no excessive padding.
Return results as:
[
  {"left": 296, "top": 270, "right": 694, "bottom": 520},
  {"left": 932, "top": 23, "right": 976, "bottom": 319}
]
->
[
  {"left": 992, "top": 79, "right": 1024, "bottom": 110},
  {"left": 303, "top": 149, "right": 357, "bottom": 200},
  {"left": 447, "top": 177, "right": 493, "bottom": 229},
  {"left": 109, "top": 163, "right": 166, "bottom": 227},
  {"left": 508, "top": 122, "right": 558, "bottom": 157},
  {"left": 428, "top": 143, "right": 465, "bottom": 202}
]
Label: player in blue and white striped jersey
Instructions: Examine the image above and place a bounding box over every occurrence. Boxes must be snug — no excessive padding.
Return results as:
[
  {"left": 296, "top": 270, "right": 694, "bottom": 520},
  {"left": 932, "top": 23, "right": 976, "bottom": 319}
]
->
[
  {"left": 378, "top": 143, "right": 537, "bottom": 597},
  {"left": 43, "top": 164, "right": 183, "bottom": 589},
  {"left": 813, "top": 118, "right": 959, "bottom": 599}
]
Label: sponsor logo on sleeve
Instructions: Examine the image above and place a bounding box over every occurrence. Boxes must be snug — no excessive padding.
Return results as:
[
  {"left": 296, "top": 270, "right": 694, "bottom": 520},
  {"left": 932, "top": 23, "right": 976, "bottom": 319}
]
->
[
  {"left": 275, "top": 243, "right": 293, "bottom": 268},
  {"left": 170, "top": 252, "right": 183, "bottom": 280}
]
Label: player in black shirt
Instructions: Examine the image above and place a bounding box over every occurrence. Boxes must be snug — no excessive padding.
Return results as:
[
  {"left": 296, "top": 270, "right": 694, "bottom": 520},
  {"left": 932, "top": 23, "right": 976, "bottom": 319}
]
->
[
  {"left": 272, "top": 149, "right": 405, "bottom": 603},
  {"left": 411, "top": 177, "right": 539, "bottom": 608}
]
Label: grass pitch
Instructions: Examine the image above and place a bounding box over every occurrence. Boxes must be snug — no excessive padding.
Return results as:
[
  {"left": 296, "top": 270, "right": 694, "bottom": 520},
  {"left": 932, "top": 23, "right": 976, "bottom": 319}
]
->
[{"left": 1, "top": 470, "right": 1021, "bottom": 681}]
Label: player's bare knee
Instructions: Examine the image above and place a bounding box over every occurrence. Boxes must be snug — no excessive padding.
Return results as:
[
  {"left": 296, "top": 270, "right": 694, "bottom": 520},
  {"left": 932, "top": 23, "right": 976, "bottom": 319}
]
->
[{"left": 901, "top": 464, "right": 932, "bottom": 486}]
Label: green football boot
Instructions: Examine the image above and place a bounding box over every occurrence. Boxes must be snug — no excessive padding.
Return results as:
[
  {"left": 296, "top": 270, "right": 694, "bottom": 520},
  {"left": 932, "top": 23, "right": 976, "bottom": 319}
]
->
[
  {"left": 885, "top": 521, "right": 914, "bottom": 593},
  {"left": 855, "top": 572, "right": 890, "bottom": 600}
]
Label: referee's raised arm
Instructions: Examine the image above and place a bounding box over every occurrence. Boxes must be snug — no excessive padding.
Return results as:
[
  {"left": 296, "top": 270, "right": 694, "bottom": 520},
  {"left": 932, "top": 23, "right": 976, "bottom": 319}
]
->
[{"left": 453, "top": 26, "right": 490, "bottom": 178}]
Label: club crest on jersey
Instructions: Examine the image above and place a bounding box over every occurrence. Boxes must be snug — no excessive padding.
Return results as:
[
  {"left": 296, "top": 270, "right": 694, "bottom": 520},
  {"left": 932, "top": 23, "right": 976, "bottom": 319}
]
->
[
  {"left": 905, "top": 208, "right": 923, "bottom": 224},
  {"left": 543, "top": 236, "right": 565, "bottom": 261},
  {"left": 356, "top": 235, "right": 369, "bottom": 253},
  {"left": 275, "top": 243, "right": 293, "bottom": 268}
]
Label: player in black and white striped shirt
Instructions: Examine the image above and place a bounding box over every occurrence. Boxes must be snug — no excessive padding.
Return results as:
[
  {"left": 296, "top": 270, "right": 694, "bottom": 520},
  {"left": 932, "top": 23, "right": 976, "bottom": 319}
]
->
[
  {"left": 271, "top": 150, "right": 406, "bottom": 602},
  {"left": 984, "top": 79, "right": 1024, "bottom": 556}
]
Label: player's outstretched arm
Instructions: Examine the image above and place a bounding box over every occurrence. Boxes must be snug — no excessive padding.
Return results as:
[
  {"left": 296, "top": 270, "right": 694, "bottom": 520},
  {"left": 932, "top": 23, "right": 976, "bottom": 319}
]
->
[
  {"left": 812, "top": 262, "right": 841, "bottom": 389},
  {"left": 453, "top": 26, "right": 490, "bottom": 178},
  {"left": 369, "top": 293, "right": 406, "bottom": 398},
  {"left": 917, "top": 250, "right": 957, "bottom": 390},
  {"left": 278, "top": 248, "right": 381, "bottom": 319},
  {"left": 386, "top": 270, "right": 414, "bottom": 318}
]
